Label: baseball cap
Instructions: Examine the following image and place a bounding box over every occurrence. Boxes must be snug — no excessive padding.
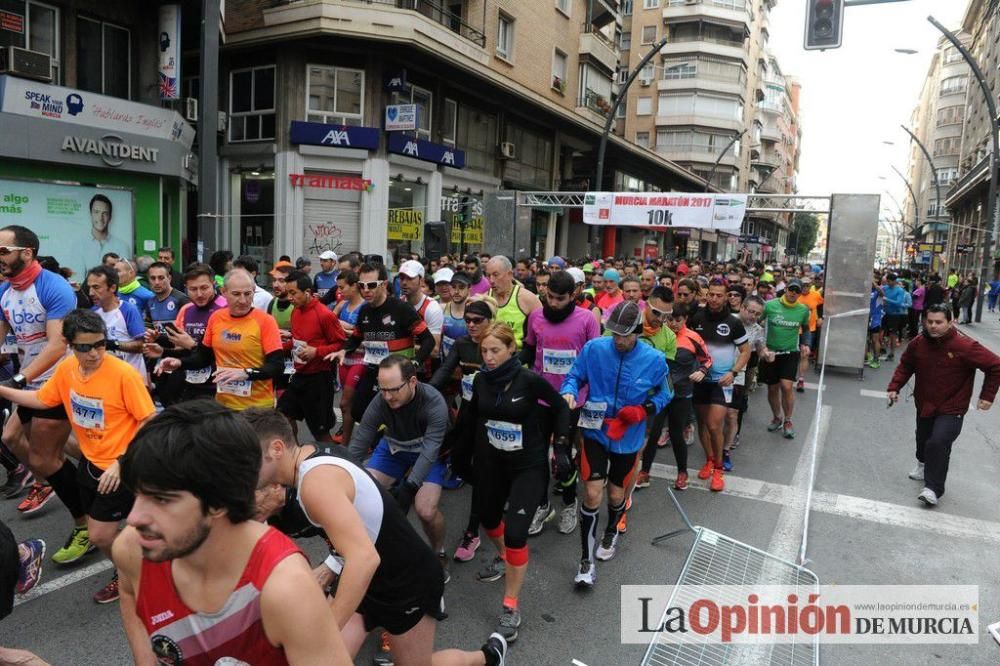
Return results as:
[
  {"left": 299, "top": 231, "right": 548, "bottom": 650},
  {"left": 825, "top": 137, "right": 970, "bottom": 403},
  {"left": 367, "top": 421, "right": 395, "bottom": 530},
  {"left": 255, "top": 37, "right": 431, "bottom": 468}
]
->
[
  {"left": 546, "top": 256, "right": 566, "bottom": 269},
  {"left": 566, "top": 267, "right": 585, "bottom": 285},
  {"left": 605, "top": 301, "right": 642, "bottom": 336},
  {"left": 582, "top": 263, "right": 595, "bottom": 274},
  {"left": 399, "top": 260, "right": 425, "bottom": 278},
  {"left": 786, "top": 279, "right": 804, "bottom": 292},
  {"left": 603, "top": 268, "right": 621, "bottom": 284},
  {"left": 450, "top": 272, "right": 472, "bottom": 286},
  {"left": 433, "top": 268, "right": 454, "bottom": 284},
  {"left": 319, "top": 250, "right": 338, "bottom": 261},
  {"left": 269, "top": 260, "right": 294, "bottom": 276},
  {"left": 295, "top": 256, "right": 311, "bottom": 268}
]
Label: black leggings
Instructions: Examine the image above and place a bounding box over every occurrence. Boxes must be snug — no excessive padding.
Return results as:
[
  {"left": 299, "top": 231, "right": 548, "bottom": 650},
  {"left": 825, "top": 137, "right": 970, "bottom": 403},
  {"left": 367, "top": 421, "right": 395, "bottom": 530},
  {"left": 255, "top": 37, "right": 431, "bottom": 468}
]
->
[
  {"left": 477, "top": 447, "right": 547, "bottom": 550},
  {"left": 641, "top": 396, "right": 691, "bottom": 474}
]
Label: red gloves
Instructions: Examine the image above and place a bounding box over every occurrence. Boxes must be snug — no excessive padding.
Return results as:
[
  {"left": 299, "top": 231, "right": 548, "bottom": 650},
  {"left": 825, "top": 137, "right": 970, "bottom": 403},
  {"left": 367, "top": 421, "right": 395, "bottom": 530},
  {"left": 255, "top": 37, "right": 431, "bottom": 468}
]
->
[{"left": 603, "top": 405, "right": 648, "bottom": 440}]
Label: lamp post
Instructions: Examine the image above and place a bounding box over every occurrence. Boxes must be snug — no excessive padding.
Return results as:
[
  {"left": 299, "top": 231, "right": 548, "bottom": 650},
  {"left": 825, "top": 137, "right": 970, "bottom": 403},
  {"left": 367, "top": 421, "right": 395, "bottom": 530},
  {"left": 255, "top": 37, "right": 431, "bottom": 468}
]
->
[
  {"left": 704, "top": 129, "right": 747, "bottom": 193},
  {"left": 890, "top": 164, "right": 920, "bottom": 245},
  {"left": 929, "top": 15, "right": 998, "bottom": 322},
  {"left": 592, "top": 36, "right": 669, "bottom": 258}
]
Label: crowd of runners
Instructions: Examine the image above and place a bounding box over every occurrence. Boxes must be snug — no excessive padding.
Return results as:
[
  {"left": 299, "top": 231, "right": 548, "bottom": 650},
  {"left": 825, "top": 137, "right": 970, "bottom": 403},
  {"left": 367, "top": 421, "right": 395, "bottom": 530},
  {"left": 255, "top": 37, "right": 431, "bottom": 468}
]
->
[{"left": 1, "top": 223, "right": 997, "bottom": 665}]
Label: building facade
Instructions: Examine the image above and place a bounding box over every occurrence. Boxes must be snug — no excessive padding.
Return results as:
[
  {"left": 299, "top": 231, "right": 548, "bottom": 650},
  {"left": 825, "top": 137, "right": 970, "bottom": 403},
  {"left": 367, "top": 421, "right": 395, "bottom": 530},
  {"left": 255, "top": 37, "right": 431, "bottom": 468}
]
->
[{"left": 946, "top": 0, "right": 1000, "bottom": 278}]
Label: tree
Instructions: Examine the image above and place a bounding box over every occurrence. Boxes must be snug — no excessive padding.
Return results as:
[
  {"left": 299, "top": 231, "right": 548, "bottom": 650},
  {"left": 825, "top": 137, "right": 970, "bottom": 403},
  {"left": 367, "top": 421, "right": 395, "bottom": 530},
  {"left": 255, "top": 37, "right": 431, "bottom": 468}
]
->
[{"left": 791, "top": 212, "right": 821, "bottom": 258}]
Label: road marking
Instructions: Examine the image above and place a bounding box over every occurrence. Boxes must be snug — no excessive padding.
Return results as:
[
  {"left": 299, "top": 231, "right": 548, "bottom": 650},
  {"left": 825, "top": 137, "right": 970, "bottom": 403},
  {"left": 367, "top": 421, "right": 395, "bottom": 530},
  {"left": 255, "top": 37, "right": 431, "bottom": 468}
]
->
[
  {"left": 14, "top": 559, "right": 114, "bottom": 607},
  {"left": 860, "top": 389, "right": 889, "bottom": 399},
  {"left": 648, "top": 463, "right": 1000, "bottom": 547},
  {"left": 802, "top": 382, "right": 826, "bottom": 391}
]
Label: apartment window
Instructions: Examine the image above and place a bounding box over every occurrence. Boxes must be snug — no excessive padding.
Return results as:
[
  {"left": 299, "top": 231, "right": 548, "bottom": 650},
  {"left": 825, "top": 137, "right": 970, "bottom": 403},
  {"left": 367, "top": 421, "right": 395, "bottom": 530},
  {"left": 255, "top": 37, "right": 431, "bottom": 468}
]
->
[
  {"left": 456, "top": 105, "right": 497, "bottom": 171},
  {"left": 552, "top": 49, "right": 568, "bottom": 92},
  {"left": 660, "top": 92, "right": 742, "bottom": 120},
  {"left": 939, "top": 75, "right": 967, "bottom": 96},
  {"left": 935, "top": 166, "right": 958, "bottom": 184},
  {"left": 619, "top": 31, "right": 631, "bottom": 51},
  {"left": 76, "top": 17, "right": 131, "bottom": 98},
  {"left": 936, "top": 105, "right": 964, "bottom": 127},
  {"left": 637, "top": 97, "right": 652, "bottom": 115},
  {"left": 621, "top": 0, "right": 633, "bottom": 15},
  {"left": 933, "top": 136, "right": 960, "bottom": 157},
  {"left": 635, "top": 131, "right": 650, "bottom": 148},
  {"left": 616, "top": 95, "right": 627, "bottom": 117},
  {"left": 943, "top": 47, "right": 963, "bottom": 64},
  {"left": 617, "top": 66, "right": 629, "bottom": 84},
  {"left": 306, "top": 65, "right": 364, "bottom": 126},
  {"left": 229, "top": 65, "right": 276, "bottom": 142},
  {"left": 24, "top": 2, "right": 59, "bottom": 83},
  {"left": 663, "top": 62, "right": 696, "bottom": 79},
  {"left": 656, "top": 130, "right": 739, "bottom": 155},
  {"left": 664, "top": 57, "right": 744, "bottom": 84},
  {"left": 556, "top": 0, "right": 571, "bottom": 16},
  {"left": 640, "top": 64, "right": 655, "bottom": 81},
  {"left": 643, "top": 0, "right": 660, "bottom": 8},
  {"left": 442, "top": 99, "right": 457, "bottom": 145},
  {"left": 642, "top": 25, "right": 657, "bottom": 44},
  {"left": 497, "top": 13, "right": 514, "bottom": 60},
  {"left": 393, "top": 85, "right": 433, "bottom": 140}
]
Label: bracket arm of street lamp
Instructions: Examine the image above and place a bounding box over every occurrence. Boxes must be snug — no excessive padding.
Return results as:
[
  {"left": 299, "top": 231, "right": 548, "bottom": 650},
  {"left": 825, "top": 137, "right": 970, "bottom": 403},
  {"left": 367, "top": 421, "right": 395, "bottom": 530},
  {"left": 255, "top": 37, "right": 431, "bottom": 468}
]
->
[{"left": 900, "top": 124, "right": 945, "bottom": 227}]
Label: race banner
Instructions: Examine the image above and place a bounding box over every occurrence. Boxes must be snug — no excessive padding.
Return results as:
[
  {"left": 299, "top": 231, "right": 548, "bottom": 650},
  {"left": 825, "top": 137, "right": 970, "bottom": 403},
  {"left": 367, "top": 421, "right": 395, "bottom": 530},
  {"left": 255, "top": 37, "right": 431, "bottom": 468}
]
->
[{"left": 582, "top": 192, "right": 747, "bottom": 231}]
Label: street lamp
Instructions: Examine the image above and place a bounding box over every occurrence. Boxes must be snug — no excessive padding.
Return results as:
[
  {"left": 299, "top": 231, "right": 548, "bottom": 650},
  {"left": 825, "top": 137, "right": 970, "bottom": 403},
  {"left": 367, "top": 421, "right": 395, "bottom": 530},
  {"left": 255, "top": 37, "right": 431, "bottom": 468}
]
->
[
  {"left": 893, "top": 48, "right": 918, "bottom": 55},
  {"left": 900, "top": 124, "right": 946, "bottom": 268},
  {"left": 928, "top": 15, "right": 998, "bottom": 323}
]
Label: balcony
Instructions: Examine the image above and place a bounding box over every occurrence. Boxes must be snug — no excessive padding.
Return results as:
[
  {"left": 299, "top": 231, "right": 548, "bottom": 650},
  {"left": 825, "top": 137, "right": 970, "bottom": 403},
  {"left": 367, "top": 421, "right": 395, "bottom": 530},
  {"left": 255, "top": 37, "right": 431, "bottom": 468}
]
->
[
  {"left": 657, "top": 72, "right": 745, "bottom": 98},
  {"left": 663, "top": 0, "right": 752, "bottom": 34},
  {"left": 655, "top": 113, "right": 742, "bottom": 133},
  {"left": 577, "top": 88, "right": 612, "bottom": 124},
  {"left": 590, "top": 0, "right": 619, "bottom": 28},
  {"left": 579, "top": 28, "right": 620, "bottom": 75},
  {"left": 659, "top": 38, "right": 748, "bottom": 63},
  {"left": 753, "top": 150, "right": 782, "bottom": 170},
  {"left": 760, "top": 121, "right": 781, "bottom": 142},
  {"left": 656, "top": 144, "right": 738, "bottom": 167}
]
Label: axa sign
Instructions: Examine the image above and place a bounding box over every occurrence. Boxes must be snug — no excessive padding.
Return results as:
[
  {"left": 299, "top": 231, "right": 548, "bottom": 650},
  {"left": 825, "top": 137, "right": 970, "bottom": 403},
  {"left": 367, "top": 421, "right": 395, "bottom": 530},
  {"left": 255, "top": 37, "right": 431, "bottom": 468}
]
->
[
  {"left": 388, "top": 133, "right": 465, "bottom": 169},
  {"left": 61, "top": 133, "right": 159, "bottom": 167}
]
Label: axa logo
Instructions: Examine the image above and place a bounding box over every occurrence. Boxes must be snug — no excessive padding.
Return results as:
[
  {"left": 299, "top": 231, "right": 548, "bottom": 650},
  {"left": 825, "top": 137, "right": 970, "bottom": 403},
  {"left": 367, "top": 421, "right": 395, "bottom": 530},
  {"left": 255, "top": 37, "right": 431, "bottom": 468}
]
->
[
  {"left": 321, "top": 129, "right": 351, "bottom": 146},
  {"left": 222, "top": 330, "right": 242, "bottom": 342}
]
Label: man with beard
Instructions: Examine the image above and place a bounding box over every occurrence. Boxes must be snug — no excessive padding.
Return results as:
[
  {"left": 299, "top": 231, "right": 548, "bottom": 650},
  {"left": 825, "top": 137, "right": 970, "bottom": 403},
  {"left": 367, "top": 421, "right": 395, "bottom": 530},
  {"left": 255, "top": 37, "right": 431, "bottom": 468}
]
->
[
  {"left": 113, "top": 402, "right": 352, "bottom": 665},
  {"left": 143, "top": 262, "right": 189, "bottom": 329},
  {"left": 398, "top": 260, "right": 444, "bottom": 369},
  {"left": 464, "top": 255, "right": 492, "bottom": 296},
  {"left": 486, "top": 256, "right": 541, "bottom": 350},
  {"left": 520, "top": 271, "right": 601, "bottom": 536}
]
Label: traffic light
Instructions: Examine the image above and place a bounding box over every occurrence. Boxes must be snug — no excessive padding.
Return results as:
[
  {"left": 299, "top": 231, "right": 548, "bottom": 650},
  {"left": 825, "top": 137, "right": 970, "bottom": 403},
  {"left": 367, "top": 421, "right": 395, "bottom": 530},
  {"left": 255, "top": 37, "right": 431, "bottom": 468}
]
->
[{"left": 803, "top": 0, "right": 844, "bottom": 51}]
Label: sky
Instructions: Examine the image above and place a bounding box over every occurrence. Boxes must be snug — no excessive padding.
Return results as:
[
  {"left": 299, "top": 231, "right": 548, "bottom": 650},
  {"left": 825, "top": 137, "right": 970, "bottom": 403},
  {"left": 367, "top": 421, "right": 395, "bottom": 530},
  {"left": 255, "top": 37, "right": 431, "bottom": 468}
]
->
[{"left": 767, "top": 0, "right": 968, "bottom": 208}]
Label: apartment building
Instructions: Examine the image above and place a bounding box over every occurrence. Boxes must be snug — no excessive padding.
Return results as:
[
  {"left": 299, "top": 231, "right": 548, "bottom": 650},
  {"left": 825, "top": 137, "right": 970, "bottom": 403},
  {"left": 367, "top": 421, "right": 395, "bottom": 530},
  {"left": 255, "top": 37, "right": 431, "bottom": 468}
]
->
[
  {"left": 904, "top": 32, "right": 970, "bottom": 273},
  {"left": 946, "top": 0, "right": 1000, "bottom": 277},
  {"left": 217, "top": 0, "right": 717, "bottom": 269},
  {"left": 616, "top": 0, "right": 800, "bottom": 261}
]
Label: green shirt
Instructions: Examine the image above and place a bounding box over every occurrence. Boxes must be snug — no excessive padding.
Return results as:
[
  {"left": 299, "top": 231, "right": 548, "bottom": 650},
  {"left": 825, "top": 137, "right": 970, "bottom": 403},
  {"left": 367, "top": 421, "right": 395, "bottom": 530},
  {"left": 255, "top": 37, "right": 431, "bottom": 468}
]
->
[
  {"left": 640, "top": 324, "right": 677, "bottom": 361},
  {"left": 763, "top": 298, "right": 810, "bottom": 352}
]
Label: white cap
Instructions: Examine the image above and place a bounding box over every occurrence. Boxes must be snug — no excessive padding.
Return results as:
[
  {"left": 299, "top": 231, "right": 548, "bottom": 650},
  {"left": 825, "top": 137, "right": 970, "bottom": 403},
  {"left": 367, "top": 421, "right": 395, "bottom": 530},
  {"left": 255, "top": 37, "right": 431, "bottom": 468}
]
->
[
  {"left": 399, "top": 259, "right": 425, "bottom": 278},
  {"left": 433, "top": 268, "right": 455, "bottom": 284},
  {"left": 319, "top": 250, "right": 338, "bottom": 261},
  {"left": 566, "top": 267, "right": 585, "bottom": 285}
]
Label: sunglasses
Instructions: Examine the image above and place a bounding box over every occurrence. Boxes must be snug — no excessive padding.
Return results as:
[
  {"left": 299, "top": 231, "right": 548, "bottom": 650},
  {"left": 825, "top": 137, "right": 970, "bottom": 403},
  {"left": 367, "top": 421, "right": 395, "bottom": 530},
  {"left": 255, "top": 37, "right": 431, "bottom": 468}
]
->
[
  {"left": 649, "top": 306, "right": 671, "bottom": 319},
  {"left": 0, "top": 246, "right": 28, "bottom": 256},
  {"left": 464, "top": 315, "right": 487, "bottom": 325},
  {"left": 70, "top": 340, "right": 107, "bottom": 353},
  {"left": 359, "top": 280, "right": 384, "bottom": 291},
  {"left": 377, "top": 381, "right": 409, "bottom": 394}
]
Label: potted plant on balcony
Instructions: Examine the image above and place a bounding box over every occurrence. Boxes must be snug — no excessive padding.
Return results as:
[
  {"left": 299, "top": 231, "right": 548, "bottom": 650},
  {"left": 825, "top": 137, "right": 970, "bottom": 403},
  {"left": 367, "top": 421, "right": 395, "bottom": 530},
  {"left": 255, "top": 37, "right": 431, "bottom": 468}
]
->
[
  {"left": 595, "top": 95, "right": 611, "bottom": 114},
  {"left": 552, "top": 75, "right": 566, "bottom": 94}
]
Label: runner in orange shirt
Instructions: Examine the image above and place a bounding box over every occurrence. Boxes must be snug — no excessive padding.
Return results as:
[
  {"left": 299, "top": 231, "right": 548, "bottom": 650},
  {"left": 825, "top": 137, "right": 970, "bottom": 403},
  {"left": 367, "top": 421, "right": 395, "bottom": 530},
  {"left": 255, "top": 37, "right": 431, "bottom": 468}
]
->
[
  {"left": 157, "top": 269, "right": 283, "bottom": 411},
  {"left": 0, "top": 308, "right": 155, "bottom": 603},
  {"left": 795, "top": 276, "right": 824, "bottom": 393}
]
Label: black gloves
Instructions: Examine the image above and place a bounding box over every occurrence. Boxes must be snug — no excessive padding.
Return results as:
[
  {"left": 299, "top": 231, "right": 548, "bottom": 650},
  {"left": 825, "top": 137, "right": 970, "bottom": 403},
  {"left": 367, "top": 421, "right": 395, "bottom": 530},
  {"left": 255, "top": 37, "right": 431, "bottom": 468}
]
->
[
  {"left": 551, "top": 436, "right": 573, "bottom": 482},
  {"left": 392, "top": 480, "right": 420, "bottom": 514}
]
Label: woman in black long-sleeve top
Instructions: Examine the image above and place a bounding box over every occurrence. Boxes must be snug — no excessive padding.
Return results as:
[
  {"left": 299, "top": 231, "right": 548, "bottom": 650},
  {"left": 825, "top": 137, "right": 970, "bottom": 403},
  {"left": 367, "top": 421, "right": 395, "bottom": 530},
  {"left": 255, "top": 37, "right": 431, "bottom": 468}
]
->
[{"left": 463, "top": 321, "right": 570, "bottom": 644}]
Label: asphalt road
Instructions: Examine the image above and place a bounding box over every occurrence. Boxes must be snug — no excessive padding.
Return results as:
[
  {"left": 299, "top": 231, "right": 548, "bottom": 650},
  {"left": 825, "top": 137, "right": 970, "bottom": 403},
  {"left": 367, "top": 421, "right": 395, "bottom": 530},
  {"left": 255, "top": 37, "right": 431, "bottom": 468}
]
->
[{"left": 2, "top": 320, "right": 999, "bottom": 665}]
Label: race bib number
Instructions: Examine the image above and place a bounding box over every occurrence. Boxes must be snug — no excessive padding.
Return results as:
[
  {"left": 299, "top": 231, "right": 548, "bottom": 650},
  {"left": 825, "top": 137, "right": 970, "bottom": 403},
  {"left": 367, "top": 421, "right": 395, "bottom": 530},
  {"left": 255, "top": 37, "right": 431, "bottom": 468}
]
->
[
  {"left": 362, "top": 340, "right": 390, "bottom": 365},
  {"left": 441, "top": 336, "right": 455, "bottom": 358},
  {"left": 578, "top": 400, "right": 608, "bottom": 430},
  {"left": 485, "top": 420, "right": 523, "bottom": 451},
  {"left": 461, "top": 372, "right": 477, "bottom": 402},
  {"left": 541, "top": 348, "right": 577, "bottom": 375},
  {"left": 185, "top": 367, "right": 212, "bottom": 384},
  {"left": 1, "top": 333, "right": 16, "bottom": 354},
  {"left": 216, "top": 370, "right": 252, "bottom": 397},
  {"left": 283, "top": 358, "right": 295, "bottom": 375},
  {"left": 69, "top": 391, "right": 105, "bottom": 430},
  {"left": 733, "top": 371, "right": 746, "bottom": 387}
]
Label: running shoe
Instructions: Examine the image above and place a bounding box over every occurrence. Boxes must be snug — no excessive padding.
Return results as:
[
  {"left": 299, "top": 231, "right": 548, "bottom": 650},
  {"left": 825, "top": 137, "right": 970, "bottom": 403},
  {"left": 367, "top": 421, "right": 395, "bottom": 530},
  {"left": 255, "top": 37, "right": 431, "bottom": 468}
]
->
[
  {"left": 331, "top": 429, "right": 344, "bottom": 445},
  {"left": 767, "top": 417, "right": 783, "bottom": 432},
  {"left": 558, "top": 499, "right": 579, "bottom": 534},
  {"left": 635, "top": 471, "right": 651, "bottom": 489},
  {"left": 731, "top": 433, "right": 741, "bottom": 449},
  {"left": 796, "top": 377, "right": 805, "bottom": 393},
  {"left": 93, "top": 572, "right": 120, "bottom": 604},
  {"left": 453, "top": 532, "right": 481, "bottom": 562},
  {"left": 51, "top": 526, "right": 94, "bottom": 565},
  {"left": 497, "top": 606, "right": 521, "bottom": 643},
  {"left": 527, "top": 503, "right": 555, "bottom": 536},
  {"left": 477, "top": 555, "right": 506, "bottom": 582},
  {"left": 17, "top": 483, "right": 54, "bottom": 514},
  {"left": 482, "top": 632, "right": 507, "bottom": 666},
  {"left": 722, "top": 450, "right": 733, "bottom": 472},
  {"left": 2, "top": 464, "right": 33, "bottom": 499},
  {"left": 437, "top": 551, "right": 451, "bottom": 584},
  {"left": 595, "top": 531, "right": 618, "bottom": 561},
  {"left": 864, "top": 352, "right": 873, "bottom": 363},
  {"left": 674, "top": 471, "right": 689, "bottom": 491},
  {"left": 782, "top": 420, "right": 795, "bottom": 439},
  {"left": 372, "top": 632, "right": 393, "bottom": 666},
  {"left": 616, "top": 497, "right": 631, "bottom": 534},
  {"left": 657, "top": 428, "right": 670, "bottom": 448},
  {"left": 918, "top": 488, "right": 938, "bottom": 507},
  {"left": 866, "top": 359, "right": 881, "bottom": 369},
  {"left": 710, "top": 468, "right": 725, "bottom": 492},
  {"left": 908, "top": 462, "right": 925, "bottom": 481},
  {"left": 683, "top": 425, "right": 696, "bottom": 447},
  {"left": 16, "top": 539, "right": 45, "bottom": 595},
  {"left": 697, "top": 459, "right": 715, "bottom": 480},
  {"left": 574, "top": 559, "right": 596, "bottom": 588}
]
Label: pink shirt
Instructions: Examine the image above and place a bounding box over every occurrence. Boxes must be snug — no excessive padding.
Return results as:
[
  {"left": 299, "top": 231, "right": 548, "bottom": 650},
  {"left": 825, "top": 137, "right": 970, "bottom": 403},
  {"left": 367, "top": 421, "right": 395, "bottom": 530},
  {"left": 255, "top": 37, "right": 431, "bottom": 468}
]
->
[
  {"left": 524, "top": 307, "right": 601, "bottom": 403},
  {"left": 470, "top": 276, "right": 491, "bottom": 296}
]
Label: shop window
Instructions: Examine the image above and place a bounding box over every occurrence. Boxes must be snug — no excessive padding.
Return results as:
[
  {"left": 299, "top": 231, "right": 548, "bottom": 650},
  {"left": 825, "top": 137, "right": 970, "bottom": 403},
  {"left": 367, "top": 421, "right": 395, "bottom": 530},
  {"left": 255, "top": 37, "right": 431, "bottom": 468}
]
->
[
  {"left": 306, "top": 65, "right": 365, "bottom": 126},
  {"left": 387, "top": 177, "right": 428, "bottom": 258},
  {"left": 237, "top": 172, "right": 275, "bottom": 269},
  {"left": 76, "top": 16, "right": 130, "bottom": 98},
  {"left": 229, "top": 65, "right": 276, "bottom": 142}
]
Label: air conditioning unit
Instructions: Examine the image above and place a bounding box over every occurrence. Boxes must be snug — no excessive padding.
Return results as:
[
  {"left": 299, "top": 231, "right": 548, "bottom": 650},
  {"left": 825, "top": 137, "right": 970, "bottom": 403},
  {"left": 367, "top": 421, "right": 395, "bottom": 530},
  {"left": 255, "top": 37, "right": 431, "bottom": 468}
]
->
[
  {"left": 217, "top": 111, "right": 228, "bottom": 132},
  {"left": 0, "top": 46, "right": 52, "bottom": 82},
  {"left": 639, "top": 78, "right": 652, "bottom": 87},
  {"left": 184, "top": 97, "right": 198, "bottom": 122},
  {"left": 499, "top": 141, "right": 516, "bottom": 160}
]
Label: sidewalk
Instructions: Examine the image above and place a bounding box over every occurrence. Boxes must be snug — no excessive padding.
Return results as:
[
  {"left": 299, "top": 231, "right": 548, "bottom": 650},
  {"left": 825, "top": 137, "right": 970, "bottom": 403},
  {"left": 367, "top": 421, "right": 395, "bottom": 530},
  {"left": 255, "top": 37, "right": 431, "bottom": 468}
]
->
[{"left": 955, "top": 306, "right": 1000, "bottom": 353}]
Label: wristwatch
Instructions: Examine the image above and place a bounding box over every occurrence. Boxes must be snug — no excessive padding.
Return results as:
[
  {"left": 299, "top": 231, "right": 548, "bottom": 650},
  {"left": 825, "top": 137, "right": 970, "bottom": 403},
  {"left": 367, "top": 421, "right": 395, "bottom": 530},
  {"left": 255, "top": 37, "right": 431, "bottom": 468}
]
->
[
  {"left": 244, "top": 368, "right": 257, "bottom": 380},
  {"left": 11, "top": 373, "right": 26, "bottom": 389}
]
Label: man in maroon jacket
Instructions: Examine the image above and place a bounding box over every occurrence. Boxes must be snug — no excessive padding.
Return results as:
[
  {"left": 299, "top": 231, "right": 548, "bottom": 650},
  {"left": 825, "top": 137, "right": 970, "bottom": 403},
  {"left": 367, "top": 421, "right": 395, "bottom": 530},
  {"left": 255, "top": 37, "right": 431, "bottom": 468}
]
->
[
  {"left": 887, "top": 303, "right": 1000, "bottom": 506},
  {"left": 276, "top": 271, "right": 346, "bottom": 442}
]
